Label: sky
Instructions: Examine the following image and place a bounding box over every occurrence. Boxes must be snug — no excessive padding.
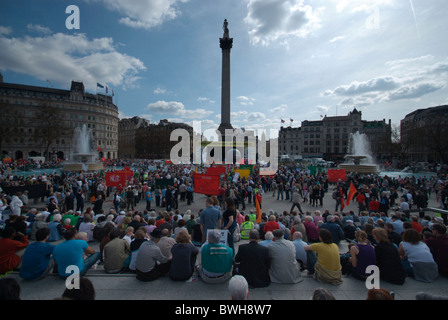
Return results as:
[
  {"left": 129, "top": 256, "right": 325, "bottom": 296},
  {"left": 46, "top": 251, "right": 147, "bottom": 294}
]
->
[{"left": 1, "top": 0, "right": 448, "bottom": 140}]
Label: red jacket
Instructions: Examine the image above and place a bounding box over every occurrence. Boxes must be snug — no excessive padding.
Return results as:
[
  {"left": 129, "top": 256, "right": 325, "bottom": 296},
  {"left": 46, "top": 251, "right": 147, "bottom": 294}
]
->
[
  {"left": 264, "top": 221, "right": 280, "bottom": 233},
  {"left": 0, "top": 236, "right": 29, "bottom": 274}
]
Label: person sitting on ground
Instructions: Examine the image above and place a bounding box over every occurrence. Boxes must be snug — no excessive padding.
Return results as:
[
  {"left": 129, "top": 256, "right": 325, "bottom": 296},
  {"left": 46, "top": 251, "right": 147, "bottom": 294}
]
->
[
  {"left": 128, "top": 228, "right": 148, "bottom": 273},
  {"left": 268, "top": 229, "right": 303, "bottom": 284},
  {"left": 61, "top": 277, "right": 96, "bottom": 300},
  {"left": 424, "top": 223, "right": 448, "bottom": 277},
  {"left": 292, "top": 231, "right": 308, "bottom": 271},
  {"left": 19, "top": 228, "right": 55, "bottom": 280},
  {"left": 259, "top": 231, "right": 274, "bottom": 247},
  {"left": 371, "top": 228, "right": 406, "bottom": 285},
  {"left": 263, "top": 214, "right": 280, "bottom": 234},
  {"left": 78, "top": 214, "right": 95, "bottom": 242},
  {"left": 311, "top": 288, "right": 336, "bottom": 300},
  {"left": 343, "top": 220, "right": 357, "bottom": 241},
  {"left": 135, "top": 228, "right": 171, "bottom": 281},
  {"left": 229, "top": 275, "right": 249, "bottom": 300},
  {"left": 234, "top": 229, "right": 271, "bottom": 288},
  {"left": 47, "top": 213, "right": 65, "bottom": 242},
  {"left": 157, "top": 228, "right": 176, "bottom": 259},
  {"left": 169, "top": 229, "right": 199, "bottom": 281},
  {"left": 366, "top": 288, "right": 395, "bottom": 300},
  {"left": 303, "top": 215, "right": 320, "bottom": 243},
  {"left": 0, "top": 227, "right": 29, "bottom": 275},
  {"left": 341, "top": 230, "right": 376, "bottom": 280},
  {"left": 52, "top": 228, "right": 100, "bottom": 279},
  {"left": 0, "top": 278, "right": 21, "bottom": 300},
  {"left": 240, "top": 215, "right": 255, "bottom": 241},
  {"left": 196, "top": 229, "right": 233, "bottom": 284},
  {"left": 305, "top": 228, "right": 343, "bottom": 286},
  {"left": 320, "top": 215, "right": 345, "bottom": 245},
  {"left": 398, "top": 228, "right": 438, "bottom": 283},
  {"left": 290, "top": 216, "right": 308, "bottom": 242},
  {"left": 103, "top": 229, "right": 130, "bottom": 274},
  {"left": 30, "top": 213, "right": 48, "bottom": 241}
]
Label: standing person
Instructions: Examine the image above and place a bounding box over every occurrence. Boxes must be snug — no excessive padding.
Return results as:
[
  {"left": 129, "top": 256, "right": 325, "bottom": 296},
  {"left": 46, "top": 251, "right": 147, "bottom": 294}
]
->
[
  {"left": 199, "top": 197, "right": 222, "bottom": 244},
  {"left": 290, "top": 189, "right": 304, "bottom": 214},
  {"left": 75, "top": 189, "right": 85, "bottom": 214},
  {"left": 52, "top": 228, "right": 100, "bottom": 278},
  {"left": 145, "top": 187, "right": 153, "bottom": 211},
  {"left": 234, "top": 230, "right": 271, "bottom": 288},
  {"left": 268, "top": 229, "right": 303, "bottom": 284},
  {"left": 126, "top": 187, "right": 134, "bottom": 211},
  {"left": 93, "top": 194, "right": 104, "bottom": 215},
  {"left": 9, "top": 193, "right": 23, "bottom": 216},
  {"left": 155, "top": 186, "right": 161, "bottom": 207},
  {"left": 19, "top": 228, "right": 55, "bottom": 280},
  {"left": 113, "top": 191, "right": 123, "bottom": 214},
  {"left": 169, "top": 230, "right": 199, "bottom": 281},
  {"left": 222, "top": 198, "right": 237, "bottom": 254}
]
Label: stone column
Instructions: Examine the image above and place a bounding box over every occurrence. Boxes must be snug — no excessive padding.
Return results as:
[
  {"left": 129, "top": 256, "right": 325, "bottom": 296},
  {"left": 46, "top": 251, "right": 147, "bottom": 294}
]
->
[{"left": 218, "top": 23, "right": 233, "bottom": 134}]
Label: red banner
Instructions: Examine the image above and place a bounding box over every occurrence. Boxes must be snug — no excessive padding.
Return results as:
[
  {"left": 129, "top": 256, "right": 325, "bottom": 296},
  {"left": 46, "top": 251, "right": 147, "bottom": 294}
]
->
[
  {"left": 327, "top": 169, "right": 347, "bottom": 183},
  {"left": 105, "top": 170, "right": 134, "bottom": 187},
  {"left": 193, "top": 173, "right": 220, "bottom": 196},
  {"left": 207, "top": 166, "right": 227, "bottom": 176}
]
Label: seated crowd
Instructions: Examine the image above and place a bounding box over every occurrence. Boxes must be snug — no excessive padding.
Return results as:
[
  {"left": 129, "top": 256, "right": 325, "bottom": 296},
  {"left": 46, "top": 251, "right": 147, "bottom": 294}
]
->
[{"left": 1, "top": 194, "right": 447, "bottom": 294}]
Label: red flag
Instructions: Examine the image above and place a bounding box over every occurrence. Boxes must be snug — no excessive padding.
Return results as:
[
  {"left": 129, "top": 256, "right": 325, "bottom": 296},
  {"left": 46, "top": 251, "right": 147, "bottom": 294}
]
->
[
  {"left": 281, "top": 119, "right": 285, "bottom": 123},
  {"left": 255, "top": 195, "right": 262, "bottom": 224},
  {"left": 346, "top": 182, "right": 357, "bottom": 205},
  {"left": 193, "top": 173, "right": 220, "bottom": 195},
  {"left": 105, "top": 172, "right": 126, "bottom": 187},
  {"left": 328, "top": 169, "right": 347, "bottom": 183},
  {"left": 98, "top": 147, "right": 103, "bottom": 152}
]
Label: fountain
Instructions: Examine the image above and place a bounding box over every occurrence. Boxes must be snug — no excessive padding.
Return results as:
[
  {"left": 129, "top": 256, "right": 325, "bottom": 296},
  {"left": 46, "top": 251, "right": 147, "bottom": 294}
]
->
[
  {"left": 338, "top": 131, "right": 379, "bottom": 174},
  {"left": 62, "top": 124, "right": 104, "bottom": 172}
]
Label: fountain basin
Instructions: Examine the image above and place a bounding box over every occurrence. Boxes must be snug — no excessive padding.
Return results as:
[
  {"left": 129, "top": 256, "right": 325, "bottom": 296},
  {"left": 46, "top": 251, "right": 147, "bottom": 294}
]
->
[
  {"left": 62, "top": 162, "right": 104, "bottom": 172},
  {"left": 338, "top": 163, "right": 379, "bottom": 174}
]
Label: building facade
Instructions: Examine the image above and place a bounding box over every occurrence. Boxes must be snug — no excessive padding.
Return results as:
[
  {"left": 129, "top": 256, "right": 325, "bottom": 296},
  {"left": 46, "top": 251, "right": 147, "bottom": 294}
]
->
[
  {"left": 278, "top": 109, "right": 391, "bottom": 162},
  {"left": 400, "top": 105, "right": 448, "bottom": 163},
  {"left": 135, "top": 119, "right": 193, "bottom": 160},
  {"left": 0, "top": 76, "right": 119, "bottom": 161},
  {"left": 118, "top": 116, "right": 151, "bottom": 159}
]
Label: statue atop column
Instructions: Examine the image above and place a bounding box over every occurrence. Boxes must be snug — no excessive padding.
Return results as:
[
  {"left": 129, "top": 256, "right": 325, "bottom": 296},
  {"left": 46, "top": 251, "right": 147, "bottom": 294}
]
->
[{"left": 223, "top": 19, "right": 229, "bottom": 38}]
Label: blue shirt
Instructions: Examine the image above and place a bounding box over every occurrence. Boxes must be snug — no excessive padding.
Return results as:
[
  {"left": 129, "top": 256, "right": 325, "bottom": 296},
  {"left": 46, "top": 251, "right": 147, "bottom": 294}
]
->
[
  {"left": 19, "top": 242, "right": 55, "bottom": 280},
  {"left": 53, "top": 239, "right": 88, "bottom": 277},
  {"left": 199, "top": 205, "right": 222, "bottom": 237}
]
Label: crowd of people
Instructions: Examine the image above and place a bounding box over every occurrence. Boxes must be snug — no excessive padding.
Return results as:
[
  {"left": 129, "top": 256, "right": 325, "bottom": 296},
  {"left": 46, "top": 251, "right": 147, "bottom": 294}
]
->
[{"left": 0, "top": 160, "right": 448, "bottom": 300}]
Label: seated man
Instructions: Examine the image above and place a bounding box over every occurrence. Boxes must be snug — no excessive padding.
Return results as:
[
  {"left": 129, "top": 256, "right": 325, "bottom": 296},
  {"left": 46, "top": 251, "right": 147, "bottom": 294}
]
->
[
  {"left": 19, "top": 228, "right": 55, "bottom": 280},
  {"left": 196, "top": 229, "right": 233, "bottom": 284},
  {"left": 135, "top": 228, "right": 171, "bottom": 282},
  {"left": 268, "top": 229, "right": 303, "bottom": 284},
  {"left": 424, "top": 223, "right": 448, "bottom": 277},
  {"left": 234, "top": 230, "right": 270, "bottom": 288},
  {"left": 291, "top": 231, "right": 307, "bottom": 271},
  {"left": 52, "top": 228, "right": 100, "bottom": 279}
]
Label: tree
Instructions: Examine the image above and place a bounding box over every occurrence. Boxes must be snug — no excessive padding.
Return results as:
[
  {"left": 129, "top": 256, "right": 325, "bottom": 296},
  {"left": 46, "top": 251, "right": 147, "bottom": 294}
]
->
[{"left": 33, "top": 103, "right": 66, "bottom": 161}]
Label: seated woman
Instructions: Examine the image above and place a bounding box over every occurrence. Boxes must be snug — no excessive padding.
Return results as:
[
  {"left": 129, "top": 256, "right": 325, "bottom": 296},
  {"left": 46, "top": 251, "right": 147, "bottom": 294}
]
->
[
  {"left": 342, "top": 230, "right": 376, "bottom": 280},
  {"left": 169, "top": 229, "right": 199, "bottom": 281},
  {"left": 372, "top": 228, "right": 406, "bottom": 285},
  {"left": 304, "top": 228, "right": 342, "bottom": 286},
  {"left": 398, "top": 229, "right": 438, "bottom": 283}
]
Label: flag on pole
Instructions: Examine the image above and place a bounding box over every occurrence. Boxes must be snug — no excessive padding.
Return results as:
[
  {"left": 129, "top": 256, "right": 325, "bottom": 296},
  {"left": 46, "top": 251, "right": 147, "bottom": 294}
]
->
[
  {"left": 97, "top": 83, "right": 104, "bottom": 88},
  {"left": 346, "top": 182, "right": 357, "bottom": 205},
  {"left": 281, "top": 119, "right": 285, "bottom": 123},
  {"left": 106, "top": 86, "right": 108, "bottom": 94},
  {"left": 290, "top": 118, "right": 294, "bottom": 122}
]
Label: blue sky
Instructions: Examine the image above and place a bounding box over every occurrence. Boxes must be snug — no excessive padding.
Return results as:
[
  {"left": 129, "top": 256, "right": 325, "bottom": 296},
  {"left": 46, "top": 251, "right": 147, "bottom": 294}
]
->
[{"left": 1, "top": 0, "right": 448, "bottom": 139}]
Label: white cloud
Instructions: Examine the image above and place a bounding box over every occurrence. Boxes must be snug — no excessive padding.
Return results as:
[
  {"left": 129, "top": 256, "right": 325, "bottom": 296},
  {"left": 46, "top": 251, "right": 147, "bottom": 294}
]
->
[
  {"left": 270, "top": 104, "right": 287, "bottom": 113},
  {"left": 237, "top": 95, "right": 256, "bottom": 106},
  {"left": 26, "top": 24, "right": 52, "bottom": 35},
  {"left": 327, "top": 76, "right": 400, "bottom": 96},
  {"left": 329, "top": 35, "right": 345, "bottom": 43},
  {"left": 154, "top": 87, "right": 166, "bottom": 94},
  {"left": 0, "top": 32, "right": 145, "bottom": 91},
  {"left": 91, "top": 0, "right": 186, "bottom": 29},
  {"left": 0, "top": 26, "right": 12, "bottom": 35},
  {"left": 146, "top": 100, "right": 213, "bottom": 120},
  {"left": 197, "top": 96, "right": 215, "bottom": 103},
  {"left": 244, "top": 0, "right": 321, "bottom": 46},
  {"left": 386, "top": 82, "right": 445, "bottom": 101}
]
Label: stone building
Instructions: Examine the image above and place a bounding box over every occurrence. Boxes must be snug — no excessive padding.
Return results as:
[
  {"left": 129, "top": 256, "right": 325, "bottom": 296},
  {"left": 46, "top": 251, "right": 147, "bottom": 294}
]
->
[
  {"left": 278, "top": 108, "right": 391, "bottom": 162},
  {"left": 400, "top": 105, "right": 448, "bottom": 163},
  {"left": 0, "top": 75, "right": 119, "bottom": 161},
  {"left": 135, "top": 119, "right": 193, "bottom": 160},
  {"left": 118, "top": 116, "right": 151, "bottom": 159}
]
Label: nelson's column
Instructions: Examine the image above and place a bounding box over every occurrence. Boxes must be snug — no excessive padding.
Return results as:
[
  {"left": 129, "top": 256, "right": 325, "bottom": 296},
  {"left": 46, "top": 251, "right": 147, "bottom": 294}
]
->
[{"left": 218, "top": 19, "right": 233, "bottom": 135}]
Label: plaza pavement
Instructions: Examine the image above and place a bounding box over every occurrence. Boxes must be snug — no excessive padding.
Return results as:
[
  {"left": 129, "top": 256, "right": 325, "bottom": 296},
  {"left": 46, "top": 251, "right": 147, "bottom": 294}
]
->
[{"left": 5, "top": 187, "right": 448, "bottom": 301}]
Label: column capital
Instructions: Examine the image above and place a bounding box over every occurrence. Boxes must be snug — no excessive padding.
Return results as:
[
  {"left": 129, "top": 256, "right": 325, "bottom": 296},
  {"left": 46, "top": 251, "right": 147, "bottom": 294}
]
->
[{"left": 220, "top": 37, "right": 233, "bottom": 50}]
